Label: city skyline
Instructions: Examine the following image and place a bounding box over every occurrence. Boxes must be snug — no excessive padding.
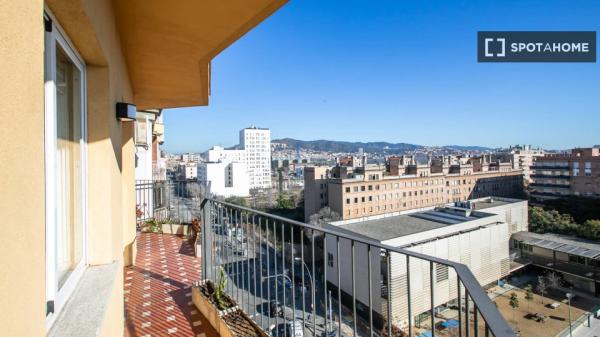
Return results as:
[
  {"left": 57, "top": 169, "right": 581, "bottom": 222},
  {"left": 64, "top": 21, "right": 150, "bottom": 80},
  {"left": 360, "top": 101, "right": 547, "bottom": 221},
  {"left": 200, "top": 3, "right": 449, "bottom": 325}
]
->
[{"left": 162, "top": 0, "right": 599, "bottom": 153}]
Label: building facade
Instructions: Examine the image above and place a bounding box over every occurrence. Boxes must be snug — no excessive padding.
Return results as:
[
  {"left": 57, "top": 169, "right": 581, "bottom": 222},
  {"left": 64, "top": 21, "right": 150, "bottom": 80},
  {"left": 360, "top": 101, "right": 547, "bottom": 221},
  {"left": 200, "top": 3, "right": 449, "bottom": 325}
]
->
[
  {"left": 530, "top": 147, "right": 600, "bottom": 202},
  {"left": 495, "top": 145, "right": 545, "bottom": 183},
  {"left": 0, "top": 1, "right": 286, "bottom": 335},
  {"left": 325, "top": 197, "right": 528, "bottom": 327},
  {"left": 305, "top": 155, "right": 524, "bottom": 220},
  {"left": 198, "top": 161, "right": 250, "bottom": 197},
  {"left": 240, "top": 126, "right": 272, "bottom": 189}
]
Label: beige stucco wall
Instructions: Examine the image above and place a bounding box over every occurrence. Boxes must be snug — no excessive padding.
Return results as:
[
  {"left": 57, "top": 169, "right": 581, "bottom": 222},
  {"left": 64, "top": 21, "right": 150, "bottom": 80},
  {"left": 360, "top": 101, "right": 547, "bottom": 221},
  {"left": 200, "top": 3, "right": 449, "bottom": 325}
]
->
[
  {"left": 0, "top": 0, "right": 47, "bottom": 336},
  {"left": 0, "top": 0, "right": 135, "bottom": 335}
]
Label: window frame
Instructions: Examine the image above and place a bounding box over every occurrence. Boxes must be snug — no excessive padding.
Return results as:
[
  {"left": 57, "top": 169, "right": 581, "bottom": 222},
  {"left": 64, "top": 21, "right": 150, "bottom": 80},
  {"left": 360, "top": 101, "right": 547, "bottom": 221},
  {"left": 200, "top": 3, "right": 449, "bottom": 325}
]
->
[{"left": 44, "top": 9, "right": 89, "bottom": 330}]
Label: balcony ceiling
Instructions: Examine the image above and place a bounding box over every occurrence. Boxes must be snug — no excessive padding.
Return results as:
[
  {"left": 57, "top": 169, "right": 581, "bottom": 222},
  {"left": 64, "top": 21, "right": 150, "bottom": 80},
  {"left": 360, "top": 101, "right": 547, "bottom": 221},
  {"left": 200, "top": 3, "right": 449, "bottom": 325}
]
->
[{"left": 112, "top": 0, "right": 287, "bottom": 110}]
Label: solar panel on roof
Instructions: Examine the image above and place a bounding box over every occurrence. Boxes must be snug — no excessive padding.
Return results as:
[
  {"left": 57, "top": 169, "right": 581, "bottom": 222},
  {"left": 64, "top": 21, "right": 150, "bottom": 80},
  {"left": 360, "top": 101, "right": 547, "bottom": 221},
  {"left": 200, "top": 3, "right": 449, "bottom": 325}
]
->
[{"left": 555, "top": 244, "right": 580, "bottom": 254}]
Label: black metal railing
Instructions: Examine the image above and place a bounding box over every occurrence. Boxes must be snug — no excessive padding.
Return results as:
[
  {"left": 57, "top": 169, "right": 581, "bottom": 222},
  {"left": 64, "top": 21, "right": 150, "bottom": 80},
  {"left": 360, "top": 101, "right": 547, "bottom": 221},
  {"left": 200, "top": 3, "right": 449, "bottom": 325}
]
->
[
  {"left": 135, "top": 180, "right": 206, "bottom": 223},
  {"left": 200, "top": 199, "right": 516, "bottom": 337}
]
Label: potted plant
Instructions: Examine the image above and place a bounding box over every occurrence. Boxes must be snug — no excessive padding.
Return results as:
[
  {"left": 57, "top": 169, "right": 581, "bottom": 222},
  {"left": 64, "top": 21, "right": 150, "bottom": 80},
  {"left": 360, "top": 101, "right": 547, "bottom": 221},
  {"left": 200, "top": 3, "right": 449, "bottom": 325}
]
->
[{"left": 192, "top": 268, "right": 268, "bottom": 337}]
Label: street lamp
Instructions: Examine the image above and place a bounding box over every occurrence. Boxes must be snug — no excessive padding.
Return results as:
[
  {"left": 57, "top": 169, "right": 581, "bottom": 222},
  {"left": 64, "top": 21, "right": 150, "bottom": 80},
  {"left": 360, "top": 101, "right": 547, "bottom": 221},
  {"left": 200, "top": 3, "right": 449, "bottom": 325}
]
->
[
  {"left": 294, "top": 256, "right": 314, "bottom": 291},
  {"left": 566, "top": 292, "right": 573, "bottom": 337}
]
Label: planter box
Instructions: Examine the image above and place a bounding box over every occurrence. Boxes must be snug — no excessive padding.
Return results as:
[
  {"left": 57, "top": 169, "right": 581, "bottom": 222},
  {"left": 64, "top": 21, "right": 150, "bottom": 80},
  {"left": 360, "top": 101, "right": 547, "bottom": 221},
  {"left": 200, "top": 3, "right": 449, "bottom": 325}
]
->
[
  {"left": 192, "top": 280, "right": 268, "bottom": 337},
  {"left": 161, "top": 223, "right": 193, "bottom": 236},
  {"left": 140, "top": 223, "right": 193, "bottom": 236}
]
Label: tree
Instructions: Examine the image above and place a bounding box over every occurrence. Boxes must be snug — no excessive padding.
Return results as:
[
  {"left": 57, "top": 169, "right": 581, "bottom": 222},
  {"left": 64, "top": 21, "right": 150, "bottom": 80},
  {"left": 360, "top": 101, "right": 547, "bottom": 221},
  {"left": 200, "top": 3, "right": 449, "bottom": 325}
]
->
[
  {"left": 509, "top": 292, "right": 520, "bottom": 325},
  {"left": 524, "top": 284, "right": 534, "bottom": 313},
  {"left": 529, "top": 207, "right": 577, "bottom": 235},
  {"left": 536, "top": 276, "right": 548, "bottom": 304},
  {"left": 308, "top": 207, "right": 341, "bottom": 238},
  {"left": 225, "top": 196, "right": 247, "bottom": 207},
  {"left": 547, "top": 272, "right": 562, "bottom": 290},
  {"left": 578, "top": 219, "right": 600, "bottom": 240},
  {"left": 276, "top": 194, "right": 295, "bottom": 209}
]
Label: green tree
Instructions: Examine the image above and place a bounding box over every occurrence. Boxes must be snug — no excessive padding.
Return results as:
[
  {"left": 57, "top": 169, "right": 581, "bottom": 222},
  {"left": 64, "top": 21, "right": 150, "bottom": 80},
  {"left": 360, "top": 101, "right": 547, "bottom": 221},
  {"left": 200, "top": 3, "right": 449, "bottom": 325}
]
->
[
  {"left": 224, "top": 196, "right": 247, "bottom": 207},
  {"left": 276, "top": 194, "right": 295, "bottom": 209},
  {"left": 524, "top": 284, "right": 534, "bottom": 313},
  {"left": 577, "top": 219, "right": 600, "bottom": 240},
  {"left": 529, "top": 207, "right": 577, "bottom": 235},
  {"left": 509, "top": 292, "right": 520, "bottom": 325}
]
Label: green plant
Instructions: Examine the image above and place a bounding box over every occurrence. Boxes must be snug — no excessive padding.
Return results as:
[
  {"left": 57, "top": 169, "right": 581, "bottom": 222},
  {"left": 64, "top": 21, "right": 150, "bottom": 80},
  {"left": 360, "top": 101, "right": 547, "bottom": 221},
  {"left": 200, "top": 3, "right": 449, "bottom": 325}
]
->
[
  {"left": 509, "top": 292, "right": 520, "bottom": 325},
  {"left": 145, "top": 219, "right": 162, "bottom": 233},
  {"left": 524, "top": 284, "right": 534, "bottom": 312},
  {"left": 213, "top": 267, "right": 228, "bottom": 310}
]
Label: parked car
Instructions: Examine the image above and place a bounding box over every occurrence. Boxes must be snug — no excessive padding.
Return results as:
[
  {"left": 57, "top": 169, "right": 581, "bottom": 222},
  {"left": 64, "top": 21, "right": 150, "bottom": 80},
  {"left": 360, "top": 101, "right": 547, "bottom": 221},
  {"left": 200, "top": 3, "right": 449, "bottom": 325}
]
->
[{"left": 270, "top": 300, "right": 283, "bottom": 317}]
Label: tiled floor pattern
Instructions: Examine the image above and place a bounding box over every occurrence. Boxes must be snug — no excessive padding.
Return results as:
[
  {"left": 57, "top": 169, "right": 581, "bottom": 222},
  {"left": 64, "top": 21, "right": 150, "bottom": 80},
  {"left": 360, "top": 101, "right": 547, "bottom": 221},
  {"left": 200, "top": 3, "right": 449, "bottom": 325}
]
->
[{"left": 124, "top": 232, "right": 218, "bottom": 337}]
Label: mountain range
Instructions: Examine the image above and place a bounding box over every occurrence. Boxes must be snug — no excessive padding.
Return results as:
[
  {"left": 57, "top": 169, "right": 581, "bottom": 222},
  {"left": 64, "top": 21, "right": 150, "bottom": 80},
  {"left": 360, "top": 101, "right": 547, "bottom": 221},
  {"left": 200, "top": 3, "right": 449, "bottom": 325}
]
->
[{"left": 271, "top": 138, "right": 492, "bottom": 154}]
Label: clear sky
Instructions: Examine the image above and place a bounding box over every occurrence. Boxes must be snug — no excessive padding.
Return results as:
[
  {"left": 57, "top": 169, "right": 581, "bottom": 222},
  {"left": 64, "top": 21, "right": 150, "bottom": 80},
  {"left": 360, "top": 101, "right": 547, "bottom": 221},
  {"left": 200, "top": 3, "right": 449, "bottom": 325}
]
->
[{"left": 162, "top": 0, "right": 600, "bottom": 153}]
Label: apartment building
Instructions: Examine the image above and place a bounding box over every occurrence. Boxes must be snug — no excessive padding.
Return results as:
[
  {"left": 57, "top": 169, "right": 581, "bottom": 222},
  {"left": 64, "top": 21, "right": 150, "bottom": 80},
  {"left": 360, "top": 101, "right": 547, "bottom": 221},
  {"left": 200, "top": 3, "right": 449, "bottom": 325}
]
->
[
  {"left": 134, "top": 109, "right": 165, "bottom": 181},
  {"left": 325, "top": 197, "right": 528, "bottom": 326},
  {"left": 240, "top": 126, "right": 272, "bottom": 189},
  {"left": 198, "top": 161, "right": 250, "bottom": 197},
  {"left": 530, "top": 147, "right": 600, "bottom": 202},
  {"left": 495, "top": 145, "right": 545, "bottom": 183},
  {"left": 206, "top": 145, "right": 247, "bottom": 163},
  {"left": 181, "top": 152, "right": 201, "bottom": 163},
  {"left": 305, "top": 155, "right": 524, "bottom": 220},
  {"left": 0, "top": 1, "right": 286, "bottom": 336}
]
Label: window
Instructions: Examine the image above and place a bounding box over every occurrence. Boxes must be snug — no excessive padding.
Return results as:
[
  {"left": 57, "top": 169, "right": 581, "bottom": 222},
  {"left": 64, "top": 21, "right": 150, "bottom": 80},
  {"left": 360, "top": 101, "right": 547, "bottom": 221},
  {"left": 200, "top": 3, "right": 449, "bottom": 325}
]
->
[
  {"left": 44, "top": 11, "right": 87, "bottom": 326},
  {"left": 345, "top": 187, "right": 350, "bottom": 193},
  {"left": 328, "top": 253, "right": 334, "bottom": 267},
  {"left": 346, "top": 198, "right": 350, "bottom": 204},
  {"left": 361, "top": 185, "right": 366, "bottom": 191}
]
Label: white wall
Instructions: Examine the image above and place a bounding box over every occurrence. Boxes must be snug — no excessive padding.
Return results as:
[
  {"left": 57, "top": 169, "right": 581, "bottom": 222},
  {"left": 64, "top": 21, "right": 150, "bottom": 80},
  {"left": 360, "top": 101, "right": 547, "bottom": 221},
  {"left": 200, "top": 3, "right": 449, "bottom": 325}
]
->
[
  {"left": 240, "top": 127, "right": 271, "bottom": 189},
  {"left": 325, "top": 215, "right": 511, "bottom": 327},
  {"left": 198, "top": 161, "right": 249, "bottom": 197},
  {"left": 134, "top": 114, "right": 153, "bottom": 181}
]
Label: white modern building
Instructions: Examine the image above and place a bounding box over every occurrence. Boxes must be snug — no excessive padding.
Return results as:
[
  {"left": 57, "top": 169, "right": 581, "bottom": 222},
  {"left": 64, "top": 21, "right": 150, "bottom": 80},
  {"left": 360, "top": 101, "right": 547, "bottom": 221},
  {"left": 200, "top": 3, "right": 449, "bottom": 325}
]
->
[
  {"left": 177, "top": 163, "right": 198, "bottom": 180},
  {"left": 206, "top": 146, "right": 246, "bottom": 163},
  {"left": 324, "top": 197, "right": 528, "bottom": 327},
  {"left": 181, "top": 152, "right": 201, "bottom": 163},
  {"left": 240, "top": 126, "right": 272, "bottom": 189},
  {"left": 198, "top": 161, "right": 250, "bottom": 197}
]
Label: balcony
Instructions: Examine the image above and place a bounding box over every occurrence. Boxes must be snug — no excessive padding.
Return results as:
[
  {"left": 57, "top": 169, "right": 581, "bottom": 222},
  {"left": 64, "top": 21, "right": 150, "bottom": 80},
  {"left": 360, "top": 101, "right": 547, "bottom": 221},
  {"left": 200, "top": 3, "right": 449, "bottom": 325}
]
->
[
  {"left": 530, "top": 183, "right": 570, "bottom": 189},
  {"left": 530, "top": 174, "right": 570, "bottom": 180},
  {"left": 199, "top": 200, "right": 514, "bottom": 336},
  {"left": 131, "top": 180, "right": 515, "bottom": 336}
]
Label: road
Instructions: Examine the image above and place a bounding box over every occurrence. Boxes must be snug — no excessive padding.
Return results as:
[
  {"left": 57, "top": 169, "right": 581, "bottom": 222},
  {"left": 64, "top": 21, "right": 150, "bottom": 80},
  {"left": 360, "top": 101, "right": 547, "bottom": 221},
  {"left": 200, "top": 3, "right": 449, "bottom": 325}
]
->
[{"left": 209, "top": 222, "right": 376, "bottom": 337}]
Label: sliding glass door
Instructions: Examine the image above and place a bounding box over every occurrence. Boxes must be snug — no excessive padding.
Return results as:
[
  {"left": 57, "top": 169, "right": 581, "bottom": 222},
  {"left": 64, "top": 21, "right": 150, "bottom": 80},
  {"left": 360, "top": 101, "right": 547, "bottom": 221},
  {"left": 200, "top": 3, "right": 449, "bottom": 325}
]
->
[{"left": 44, "top": 11, "right": 87, "bottom": 328}]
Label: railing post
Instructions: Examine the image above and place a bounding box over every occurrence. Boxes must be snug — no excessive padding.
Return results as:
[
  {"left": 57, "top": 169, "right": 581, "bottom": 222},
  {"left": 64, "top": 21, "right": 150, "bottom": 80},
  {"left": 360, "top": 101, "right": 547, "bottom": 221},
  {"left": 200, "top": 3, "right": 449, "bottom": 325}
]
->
[{"left": 201, "top": 199, "right": 212, "bottom": 282}]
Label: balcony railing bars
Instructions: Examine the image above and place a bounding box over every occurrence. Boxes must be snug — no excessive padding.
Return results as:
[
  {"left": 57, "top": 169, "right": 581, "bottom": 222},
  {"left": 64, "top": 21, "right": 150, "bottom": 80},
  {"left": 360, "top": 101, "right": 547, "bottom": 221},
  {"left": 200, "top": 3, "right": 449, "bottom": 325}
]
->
[
  {"left": 200, "top": 198, "right": 515, "bottom": 337},
  {"left": 135, "top": 180, "right": 206, "bottom": 223}
]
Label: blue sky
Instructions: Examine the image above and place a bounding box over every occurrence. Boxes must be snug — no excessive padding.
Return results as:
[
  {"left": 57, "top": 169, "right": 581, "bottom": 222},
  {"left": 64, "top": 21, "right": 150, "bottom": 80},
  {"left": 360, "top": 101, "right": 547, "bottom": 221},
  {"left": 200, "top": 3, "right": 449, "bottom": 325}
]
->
[{"left": 163, "top": 0, "right": 599, "bottom": 153}]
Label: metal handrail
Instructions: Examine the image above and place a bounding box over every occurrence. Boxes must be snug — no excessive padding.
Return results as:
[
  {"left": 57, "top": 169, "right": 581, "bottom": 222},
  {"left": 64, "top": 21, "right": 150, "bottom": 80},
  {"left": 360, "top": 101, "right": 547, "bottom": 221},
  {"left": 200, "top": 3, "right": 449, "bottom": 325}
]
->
[{"left": 200, "top": 198, "right": 516, "bottom": 337}]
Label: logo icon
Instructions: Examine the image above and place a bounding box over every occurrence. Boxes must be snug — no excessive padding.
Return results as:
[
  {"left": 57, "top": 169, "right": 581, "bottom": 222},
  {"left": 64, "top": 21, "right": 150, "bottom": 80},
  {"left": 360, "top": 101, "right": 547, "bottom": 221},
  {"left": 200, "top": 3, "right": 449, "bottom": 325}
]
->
[
  {"left": 484, "top": 38, "right": 505, "bottom": 57},
  {"left": 478, "top": 31, "right": 596, "bottom": 62}
]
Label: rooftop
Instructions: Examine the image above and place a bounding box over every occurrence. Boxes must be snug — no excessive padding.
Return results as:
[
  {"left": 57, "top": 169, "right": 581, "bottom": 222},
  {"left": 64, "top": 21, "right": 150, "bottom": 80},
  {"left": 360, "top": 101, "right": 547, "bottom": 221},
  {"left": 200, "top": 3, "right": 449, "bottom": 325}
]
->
[
  {"left": 336, "top": 207, "right": 490, "bottom": 241},
  {"left": 470, "top": 198, "right": 512, "bottom": 210},
  {"left": 513, "top": 231, "right": 600, "bottom": 259}
]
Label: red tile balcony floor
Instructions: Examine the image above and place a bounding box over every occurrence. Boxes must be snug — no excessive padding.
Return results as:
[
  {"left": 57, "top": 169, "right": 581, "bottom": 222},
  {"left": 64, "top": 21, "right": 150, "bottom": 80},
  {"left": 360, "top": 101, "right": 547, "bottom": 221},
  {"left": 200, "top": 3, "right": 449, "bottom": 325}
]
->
[{"left": 124, "top": 232, "right": 218, "bottom": 337}]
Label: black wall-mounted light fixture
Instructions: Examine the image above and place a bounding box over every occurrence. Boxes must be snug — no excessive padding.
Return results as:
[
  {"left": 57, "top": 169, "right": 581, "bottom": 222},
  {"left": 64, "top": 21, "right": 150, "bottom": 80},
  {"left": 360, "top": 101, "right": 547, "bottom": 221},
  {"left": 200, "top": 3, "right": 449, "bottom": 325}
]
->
[{"left": 116, "top": 102, "right": 136, "bottom": 122}]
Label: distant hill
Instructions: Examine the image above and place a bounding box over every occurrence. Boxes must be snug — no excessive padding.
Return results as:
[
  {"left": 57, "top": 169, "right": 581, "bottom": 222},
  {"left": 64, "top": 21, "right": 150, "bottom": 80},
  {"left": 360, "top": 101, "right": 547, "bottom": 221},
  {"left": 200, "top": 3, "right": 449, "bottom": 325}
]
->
[{"left": 272, "top": 138, "right": 492, "bottom": 154}]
